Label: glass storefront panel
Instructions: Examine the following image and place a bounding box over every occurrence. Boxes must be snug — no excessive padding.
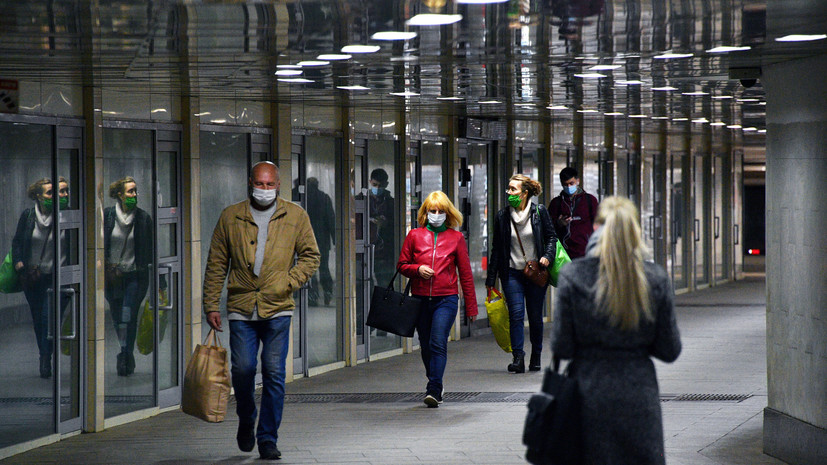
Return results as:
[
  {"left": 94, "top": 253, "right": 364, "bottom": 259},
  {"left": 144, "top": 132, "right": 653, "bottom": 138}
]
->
[
  {"left": 420, "top": 141, "right": 443, "bottom": 196},
  {"left": 102, "top": 128, "right": 155, "bottom": 417},
  {"left": 305, "top": 136, "right": 342, "bottom": 367},
  {"left": 198, "top": 131, "right": 248, "bottom": 365},
  {"left": 0, "top": 122, "right": 55, "bottom": 447},
  {"left": 367, "top": 140, "right": 400, "bottom": 355},
  {"left": 466, "top": 142, "right": 490, "bottom": 320}
]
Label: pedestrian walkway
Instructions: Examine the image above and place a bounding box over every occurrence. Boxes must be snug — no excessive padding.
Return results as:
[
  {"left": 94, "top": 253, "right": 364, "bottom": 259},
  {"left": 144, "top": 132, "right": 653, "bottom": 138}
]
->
[{"left": 1, "top": 275, "right": 786, "bottom": 465}]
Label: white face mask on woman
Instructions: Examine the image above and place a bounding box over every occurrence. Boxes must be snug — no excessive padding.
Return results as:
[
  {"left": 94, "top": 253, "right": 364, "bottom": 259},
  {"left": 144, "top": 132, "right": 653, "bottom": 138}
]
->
[
  {"left": 427, "top": 212, "right": 447, "bottom": 228},
  {"left": 251, "top": 187, "right": 277, "bottom": 206}
]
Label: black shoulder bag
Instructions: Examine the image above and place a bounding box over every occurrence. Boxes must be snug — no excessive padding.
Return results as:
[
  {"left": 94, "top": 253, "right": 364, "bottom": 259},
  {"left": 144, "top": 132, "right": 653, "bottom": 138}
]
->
[
  {"left": 366, "top": 269, "right": 422, "bottom": 338},
  {"left": 523, "top": 356, "right": 583, "bottom": 465}
]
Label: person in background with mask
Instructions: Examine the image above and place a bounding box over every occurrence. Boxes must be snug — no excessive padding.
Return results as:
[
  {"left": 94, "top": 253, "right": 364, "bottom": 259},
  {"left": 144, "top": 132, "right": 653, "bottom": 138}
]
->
[
  {"left": 486, "top": 174, "right": 557, "bottom": 373},
  {"left": 13, "top": 177, "right": 70, "bottom": 378},
  {"left": 103, "top": 176, "right": 154, "bottom": 377},
  {"left": 204, "top": 161, "right": 319, "bottom": 460},
  {"left": 367, "top": 168, "right": 395, "bottom": 287},
  {"left": 397, "top": 191, "right": 478, "bottom": 408},
  {"left": 548, "top": 166, "right": 599, "bottom": 259}
]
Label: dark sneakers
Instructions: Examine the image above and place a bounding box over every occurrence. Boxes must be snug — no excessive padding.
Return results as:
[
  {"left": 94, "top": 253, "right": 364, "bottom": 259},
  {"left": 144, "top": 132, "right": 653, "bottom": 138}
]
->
[
  {"left": 424, "top": 390, "right": 444, "bottom": 408},
  {"left": 259, "top": 441, "right": 281, "bottom": 460},
  {"left": 236, "top": 424, "right": 255, "bottom": 452}
]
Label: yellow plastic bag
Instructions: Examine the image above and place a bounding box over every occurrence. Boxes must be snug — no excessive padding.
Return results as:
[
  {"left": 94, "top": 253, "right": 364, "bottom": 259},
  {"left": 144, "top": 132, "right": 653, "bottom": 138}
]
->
[
  {"left": 136, "top": 292, "right": 170, "bottom": 355},
  {"left": 486, "top": 288, "right": 511, "bottom": 353}
]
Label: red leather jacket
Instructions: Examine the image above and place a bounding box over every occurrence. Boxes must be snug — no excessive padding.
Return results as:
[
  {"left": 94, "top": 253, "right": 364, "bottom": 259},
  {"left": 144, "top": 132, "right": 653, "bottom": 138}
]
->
[{"left": 397, "top": 226, "right": 478, "bottom": 318}]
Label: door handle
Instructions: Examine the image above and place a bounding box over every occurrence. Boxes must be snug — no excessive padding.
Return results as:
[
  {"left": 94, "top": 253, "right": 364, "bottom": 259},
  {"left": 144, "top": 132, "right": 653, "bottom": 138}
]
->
[
  {"left": 734, "top": 224, "right": 739, "bottom": 245},
  {"left": 158, "top": 264, "right": 174, "bottom": 311},
  {"left": 714, "top": 216, "right": 720, "bottom": 239},
  {"left": 656, "top": 217, "right": 663, "bottom": 240},
  {"left": 648, "top": 216, "right": 655, "bottom": 240},
  {"left": 694, "top": 219, "right": 700, "bottom": 242},
  {"left": 47, "top": 287, "right": 77, "bottom": 340}
]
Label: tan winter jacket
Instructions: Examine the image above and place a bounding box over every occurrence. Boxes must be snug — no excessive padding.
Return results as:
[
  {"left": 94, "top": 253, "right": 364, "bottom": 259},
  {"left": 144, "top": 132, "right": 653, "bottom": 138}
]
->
[{"left": 203, "top": 198, "right": 320, "bottom": 318}]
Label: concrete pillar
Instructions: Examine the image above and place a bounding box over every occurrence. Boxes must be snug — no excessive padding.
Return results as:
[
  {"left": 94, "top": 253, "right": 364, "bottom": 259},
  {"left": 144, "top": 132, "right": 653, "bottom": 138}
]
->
[{"left": 762, "top": 4, "right": 827, "bottom": 461}]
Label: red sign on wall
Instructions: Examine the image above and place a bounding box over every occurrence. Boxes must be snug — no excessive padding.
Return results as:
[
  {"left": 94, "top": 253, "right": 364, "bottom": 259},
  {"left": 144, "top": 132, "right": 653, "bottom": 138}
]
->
[{"left": 0, "top": 79, "right": 19, "bottom": 113}]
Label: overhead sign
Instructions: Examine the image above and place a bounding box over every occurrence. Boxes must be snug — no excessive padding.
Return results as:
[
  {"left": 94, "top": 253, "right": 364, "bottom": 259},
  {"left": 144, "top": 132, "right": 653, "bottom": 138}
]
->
[{"left": 0, "top": 79, "right": 19, "bottom": 113}]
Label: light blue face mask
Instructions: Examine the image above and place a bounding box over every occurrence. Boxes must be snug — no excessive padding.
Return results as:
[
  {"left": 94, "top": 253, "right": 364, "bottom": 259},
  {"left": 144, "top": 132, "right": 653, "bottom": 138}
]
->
[
  {"left": 566, "top": 185, "right": 578, "bottom": 195},
  {"left": 371, "top": 187, "right": 384, "bottom": 196}
]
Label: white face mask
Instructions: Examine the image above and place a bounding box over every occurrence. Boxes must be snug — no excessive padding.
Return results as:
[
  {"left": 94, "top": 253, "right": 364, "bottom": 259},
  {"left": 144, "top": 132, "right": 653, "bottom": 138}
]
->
[
  {"left": 427, "top": 212, "right": 447, "bottom": 228},
  {"left": 251, "top": 187, "right": 277, "bottom": 206}
]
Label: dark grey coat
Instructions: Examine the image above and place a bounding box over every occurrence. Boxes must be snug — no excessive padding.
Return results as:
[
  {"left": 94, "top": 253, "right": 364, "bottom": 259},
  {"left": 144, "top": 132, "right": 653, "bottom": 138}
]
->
[{"left": 551, "top": 257, "right": 681, "bottom": 465}]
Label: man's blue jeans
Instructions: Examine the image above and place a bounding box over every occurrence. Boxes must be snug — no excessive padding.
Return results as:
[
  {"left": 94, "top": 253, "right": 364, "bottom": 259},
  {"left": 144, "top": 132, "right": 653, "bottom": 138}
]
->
[
  {"left": 415, "top": 294, "right": 458, "bottom": 395},
  {"left": 501, "top": 268, "right": 547, "bottom": 359},
  {"left": 229, "top": 316, "right": 291, "bottom": 447}
]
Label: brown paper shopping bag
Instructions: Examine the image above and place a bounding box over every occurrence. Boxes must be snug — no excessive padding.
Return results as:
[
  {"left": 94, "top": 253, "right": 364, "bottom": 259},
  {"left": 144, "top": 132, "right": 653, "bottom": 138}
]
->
[{"left": 181, "top": 329, "right": 231, "bottom": 422}]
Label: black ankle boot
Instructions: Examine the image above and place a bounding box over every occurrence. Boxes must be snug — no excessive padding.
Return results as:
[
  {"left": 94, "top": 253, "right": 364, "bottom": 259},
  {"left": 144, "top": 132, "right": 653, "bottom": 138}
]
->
[
  {"left": 39, "top": 356, "right": 52, "bottom": 379},
  {"left": 116, "top": 351, "right": 128, "bottom": 376},
  {"left": 529, "top": 353, "right": 542, "bottom": 371},
  {"left": 507, "top": 354, "right": 525, "bottom": 373},
  {"left": 125, "top": 351, "right": 135, "bottom": 375}
]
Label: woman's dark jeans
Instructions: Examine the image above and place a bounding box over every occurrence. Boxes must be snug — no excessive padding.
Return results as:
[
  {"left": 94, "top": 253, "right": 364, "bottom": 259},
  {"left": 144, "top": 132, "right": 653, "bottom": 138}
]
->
[
  {"left": 415, "top": 294, "right": 459, "bottom": 396},
  {"left": 501, "top": 268, "right": 547, "bottom": 359},
  {"left": 105, "top": 271, "right": 145, "bottom": 354}
]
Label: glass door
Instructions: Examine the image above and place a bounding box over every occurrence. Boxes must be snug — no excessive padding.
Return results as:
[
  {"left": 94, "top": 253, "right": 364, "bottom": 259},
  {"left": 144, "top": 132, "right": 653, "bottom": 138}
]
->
[
  {"left": 693, "top": 151, "right": 709, "bottom": 287},
  {"left": 713, "top": 153, "right": 725, "bottom": 282},
  {"left": 460, "top": 141, "right": 491, "bottom": 333},
  {"left": 56, "top": 125, "right": 83, "bottom": 433},
  {"left": 670, "top": 152, "right": 688, "bottom": 291},
  {"left": 154, "top": 131, "right": 182, "bottom": 407}
]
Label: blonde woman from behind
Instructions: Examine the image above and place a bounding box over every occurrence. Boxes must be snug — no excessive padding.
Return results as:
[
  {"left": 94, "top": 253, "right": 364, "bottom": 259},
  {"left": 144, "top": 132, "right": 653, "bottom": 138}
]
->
[{"left": 551, "top": 196, "right": 682, "bottom": 465}]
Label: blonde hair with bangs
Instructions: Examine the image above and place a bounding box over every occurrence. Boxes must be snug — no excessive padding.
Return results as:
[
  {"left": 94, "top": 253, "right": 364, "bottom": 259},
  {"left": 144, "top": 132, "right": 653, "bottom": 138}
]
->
[
  {"left": 592, "top": 196, "right": 653, "bottom": 330},
  {"left": 417, "top": 191, "right": 463, "bottom": 228}
]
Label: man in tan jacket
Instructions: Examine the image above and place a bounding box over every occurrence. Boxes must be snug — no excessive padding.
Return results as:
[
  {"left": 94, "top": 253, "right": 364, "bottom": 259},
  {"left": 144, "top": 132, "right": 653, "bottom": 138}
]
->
[{"left": 203, "top": 161, "right": 319, "bottom": 461}]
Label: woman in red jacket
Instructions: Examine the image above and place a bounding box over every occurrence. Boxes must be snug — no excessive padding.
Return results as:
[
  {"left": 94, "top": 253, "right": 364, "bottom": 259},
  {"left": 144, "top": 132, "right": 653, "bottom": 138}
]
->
[{"left": 397, "top": 191, "right": 478, "bottom": 408}]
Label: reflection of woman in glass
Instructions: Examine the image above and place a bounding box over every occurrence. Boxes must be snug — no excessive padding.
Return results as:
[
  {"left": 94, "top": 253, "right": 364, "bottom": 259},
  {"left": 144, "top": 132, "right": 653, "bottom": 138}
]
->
[
  {"left": 13, "top": 177, "right": 69, "bottom": 378},
  {"left": 104, "top": 176, "right": 153, "bottom": 376}
]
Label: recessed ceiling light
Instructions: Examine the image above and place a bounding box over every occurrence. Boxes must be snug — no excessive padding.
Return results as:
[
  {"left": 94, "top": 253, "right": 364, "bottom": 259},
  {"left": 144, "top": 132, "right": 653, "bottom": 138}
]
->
[
  {"left": 317, "top": 54, "right": 352, "bottom": 60},
  {"left": 275, "top": 69, "right": 303, "bottom": 76},
  {"left": 341, "top": 45, "right": 380, "bottom": 54},
  {"left": 682, "top": 91, "right": 709, "bottom": 96},
  {"left": 758, "top": 129, "right": 767, "bottom": 133},
  {"left": 654, "top": 52, "right": 694, "bottom": 59},
  {"left": 776, "top": 34, "right": 827, "bottom": 42},
  {"left": 617, "top": 80, "right": 644, "bottom": 85},
  {"left": 712, "top": 95, "right": 733, "bottom": 99},
  {"left": 652, "top": 86, "right": 678, "bottom": 91},
  {"left": 692, "top": 118, "right": 709, "bottom": 123},
  {"left": 407, "top": 14, "right": 463, "bottom": 26},
  {"left": 389, "top": 91, "right": 420, "bottom": 97},
  {"left": 479, "top": 100, "right": 501, "bottom": 104},
  {"left": 437, "top": 96, "right": 464, "bottom": 101},
  {"left": 515, "top": 103, "right": 535, "bottom": 107},
  {"left": 276, "top": 64, "right": 302, "bottom": 69},
  {"left": 589, "top": 64, "right": 622, "bottom": 71},
  {"left": 736, "top": 98, "right": 760, "bottom": 103},
  {"left": 547, "top": 105, "right": 568, "bottom": 110},
  {"left": 727, "top": 124, "right": 742, "bottom": 129},
  {"left": 577, "top": 109, "right": 599, "bottom": 113},
  {"left": 573, "top": 73, "right": 606, "bottom": 79},
  {"left": 742, "top": 127, "right": 758, "bottom": 132},
  {"left": 390, "top": 55, "right": 419, "bottom": 62},
  {"left": 337, "top": 85, "right": 370, "bottom": 91},
  {"left": 371, "top": 31, "right": 417, "bottom": 41},
  {"left": 604, "top": 112, "right": 624, "bottom": 116},
  {"left": 707, "top": 45, "right": 751, "bottom": 53},
  {"left": 278, "top": 78, "right": 313, "bottom": 83},
  {"left": 673, "top": 117, "right": 689, "bottom": 122},
  {"left": 629, "top": 114, "right": 648, "bottom": 118},
  {"left": 652, "top": 116, "right": 670, "bottom": 120},
  {"left": 297, "top": 60, "right": 329, "bottom": 67},
  {"left": 710, "top": 122, "right": 727, "bottom": 126}
]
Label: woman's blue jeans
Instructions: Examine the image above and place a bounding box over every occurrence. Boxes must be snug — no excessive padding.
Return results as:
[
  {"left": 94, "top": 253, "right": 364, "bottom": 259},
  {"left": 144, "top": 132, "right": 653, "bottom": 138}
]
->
[
  {"left": 501, "top": 268, "right": 547, "bottom": 359},
  {"left": 415, "top": 294, "right": 459, "bottom": 396},
  {"left": 229, "top": 316, "right": 291, "bottom": 447}
]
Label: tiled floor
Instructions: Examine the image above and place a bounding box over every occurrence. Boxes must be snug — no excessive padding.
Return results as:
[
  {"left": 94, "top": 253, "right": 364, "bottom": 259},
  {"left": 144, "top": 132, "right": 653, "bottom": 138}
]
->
[{"left": 1, "top": 275, "right": 789, "bottom": 464}]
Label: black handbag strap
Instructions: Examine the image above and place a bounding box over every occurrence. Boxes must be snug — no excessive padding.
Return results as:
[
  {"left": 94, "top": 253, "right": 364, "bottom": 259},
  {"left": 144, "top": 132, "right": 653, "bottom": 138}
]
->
[{"left": 387, "top": 268, "right": 414, "bottom": 296}]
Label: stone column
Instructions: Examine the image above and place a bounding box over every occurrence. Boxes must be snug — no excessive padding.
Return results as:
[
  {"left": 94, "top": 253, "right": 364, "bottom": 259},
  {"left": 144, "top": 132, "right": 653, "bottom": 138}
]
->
[{"left": 762, "top": 3, "right": 827, "bottom": 461}]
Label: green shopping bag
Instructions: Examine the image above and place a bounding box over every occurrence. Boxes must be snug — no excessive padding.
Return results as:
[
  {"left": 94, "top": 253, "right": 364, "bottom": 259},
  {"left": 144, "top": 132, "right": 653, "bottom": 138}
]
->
[
  {"left": 0, "top": 250, "right": 21, "bottom": 294},
  {"left": 548, "top": 240, "right": 572, "bottom": 287},
  {"left": 486, "top": 288, "right": 511, "bottom": 353}
]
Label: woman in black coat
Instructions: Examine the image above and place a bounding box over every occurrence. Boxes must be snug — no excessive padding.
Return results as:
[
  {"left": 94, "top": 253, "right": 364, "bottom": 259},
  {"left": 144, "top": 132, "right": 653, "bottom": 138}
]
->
[
  {"left": 12, "top": 177, "right": 70, "bottom": 378},
  {"left": 104, "top": 176, "right": 154, "bottom": 376},
  {"left": 552, "top": 196, "right": 682, "bottom": 465},
  {"left": 486, "top": 174, "right": 557, "bottom": 373}
]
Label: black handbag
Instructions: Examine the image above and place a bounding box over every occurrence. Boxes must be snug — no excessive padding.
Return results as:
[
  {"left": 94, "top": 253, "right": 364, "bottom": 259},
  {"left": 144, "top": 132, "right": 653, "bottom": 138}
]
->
[
  {"left": 366, "top": 269, "right": 422, "bottom": 338},
  {"left": 523, "top": 357, "right": 582, "bottom": 465},
  {"left": 511, "top": 215, "right": 549, "bottom": 288}
]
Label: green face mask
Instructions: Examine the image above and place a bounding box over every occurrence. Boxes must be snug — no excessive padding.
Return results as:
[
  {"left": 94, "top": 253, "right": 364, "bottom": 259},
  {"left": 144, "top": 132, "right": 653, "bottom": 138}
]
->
[
  {"left": 59, "top": 196, "right": 69, "bottom": 210},
  {"left": 507, "top": 194, "right": 522, "bottom": 209},
  {"left": 41, "top": 198, "right": 53, "bottom": 212},
  {"left": 123, "top": 196, "right": 137, "bottom": 210}
]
